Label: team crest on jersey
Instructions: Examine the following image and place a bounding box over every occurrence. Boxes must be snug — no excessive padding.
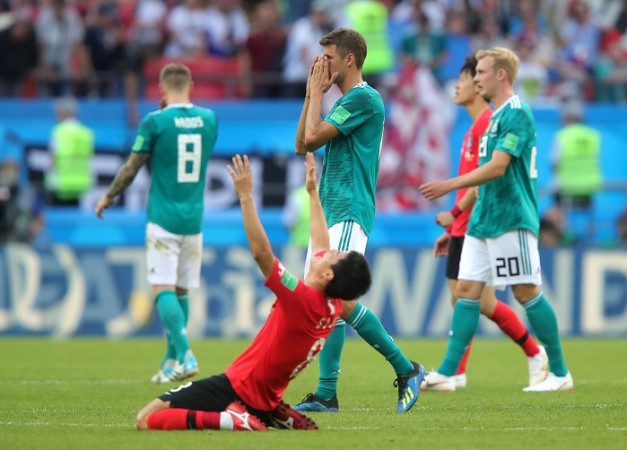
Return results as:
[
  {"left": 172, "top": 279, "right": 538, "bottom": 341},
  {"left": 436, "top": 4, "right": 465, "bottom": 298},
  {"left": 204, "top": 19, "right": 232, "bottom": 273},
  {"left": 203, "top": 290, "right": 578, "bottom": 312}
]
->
[
  {"left": 278, "top": 263, "right": 298, "bottom": 291},
  {"left": 330, "top": 106, "right": 351, "bottom": 125}
]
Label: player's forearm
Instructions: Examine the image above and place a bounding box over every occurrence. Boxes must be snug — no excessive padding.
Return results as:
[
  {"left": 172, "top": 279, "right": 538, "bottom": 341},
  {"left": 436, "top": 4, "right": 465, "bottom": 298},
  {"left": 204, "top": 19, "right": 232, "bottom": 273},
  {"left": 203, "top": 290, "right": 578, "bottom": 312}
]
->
[
  {"left": 107, "top": 153, "right": 148, "bottom": 199},
  {"left": 106, "top": 163, "right": 138, "bottom": 199},
  {"left": 295, "top": 96, "right": 311, "bottom": 155},
  {"left": 450, "top": 159, "right": 507, "bottom": 191},
  {"left": 308, "top": 188, "right": 329, "bottom": 251},
  {"left": 457, "top": 187, "right": 477, "bottom": 211},
  {"left": 239, "top": 196, "right": 274, "bottom": 268},
  {"left": 301, "top": 93, "right": 325, "bottom": 152}
]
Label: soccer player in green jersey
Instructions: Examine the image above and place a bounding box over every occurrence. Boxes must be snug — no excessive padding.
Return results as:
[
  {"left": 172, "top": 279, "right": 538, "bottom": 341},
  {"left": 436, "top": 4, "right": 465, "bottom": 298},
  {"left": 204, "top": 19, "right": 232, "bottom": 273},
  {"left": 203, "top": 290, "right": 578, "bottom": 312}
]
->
[
  {"left": 419, "top": 47, "right": 573, "bottom": 392},
  {"left": 424, "top": 56, "right": 548, "bottom": 392},
  {"left": 292, "top": 28, "right": 426, "bottom": 413},
  {"left": 95, "top": 63, "right": 218, "bottom": 384}
]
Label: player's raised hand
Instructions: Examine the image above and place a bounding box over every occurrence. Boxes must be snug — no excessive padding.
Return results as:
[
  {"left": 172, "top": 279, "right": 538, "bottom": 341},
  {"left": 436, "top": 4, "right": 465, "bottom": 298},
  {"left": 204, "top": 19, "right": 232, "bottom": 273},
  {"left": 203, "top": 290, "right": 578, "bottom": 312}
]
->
[
  {"left": 419, "top": 180, "right": 452, "bottom": 201},
  {"left": 309, "top": 56, "right": 338, "bottom": 95},
  {"left": 433, "top": 231, "right": 451, "bottom": 257},
  {"left": 305, "top": 56, "right": 319, "bottom": 97},
  {"left": 227, "top": 154, "right": 253, "bottom": 199},
  {"left": 304, "top": 153, "right": 317, "bottom": 193},
  {"left": 435, "top": 211, "right": 455, "bottom": 227},
  {"left": 95, "top": 195, "right": 113, "bottom": 219}
]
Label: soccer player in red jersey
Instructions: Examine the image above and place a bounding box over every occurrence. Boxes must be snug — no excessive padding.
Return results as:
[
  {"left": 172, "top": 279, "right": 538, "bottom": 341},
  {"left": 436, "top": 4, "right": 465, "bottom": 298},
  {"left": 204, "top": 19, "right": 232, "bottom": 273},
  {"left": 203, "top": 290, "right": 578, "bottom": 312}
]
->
[
  {"left": 135, "top": 153, "right": 372, "bottom": 432},
  {"left": 421, "top": 56, "right": 548, "bottom": 392}
]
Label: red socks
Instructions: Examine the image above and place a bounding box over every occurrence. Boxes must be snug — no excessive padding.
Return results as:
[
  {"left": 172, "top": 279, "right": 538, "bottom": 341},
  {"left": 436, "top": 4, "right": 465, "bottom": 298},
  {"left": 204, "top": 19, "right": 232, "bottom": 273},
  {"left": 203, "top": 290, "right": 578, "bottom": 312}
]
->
[
  {"left": 456, "top": 300, "right": 542, "bottom": 375},
  {"left": 490, "top": 300, "right": 540, "bottom": 357},
  {"left": 146, "top": 408, "right": 221, "bottom": 430},
  {"left": 456, "top": 340, "right": 473, "bottom": 375}
]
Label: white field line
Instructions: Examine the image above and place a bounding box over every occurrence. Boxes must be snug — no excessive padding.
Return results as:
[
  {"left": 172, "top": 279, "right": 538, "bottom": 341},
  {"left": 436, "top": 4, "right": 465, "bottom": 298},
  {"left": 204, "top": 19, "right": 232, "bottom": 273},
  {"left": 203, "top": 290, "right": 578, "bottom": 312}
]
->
[
  {"left": 0, "top": 379, "right": 143, "bottom": 384},
  {"left": 0, "top": 421, "right": 129, "bottom": 428},
  {"left": 2, "top": 378, "right": 626, "bottom": 386},
  {"left": 1, "top": 421, "right": 625, "bottom": 432}
]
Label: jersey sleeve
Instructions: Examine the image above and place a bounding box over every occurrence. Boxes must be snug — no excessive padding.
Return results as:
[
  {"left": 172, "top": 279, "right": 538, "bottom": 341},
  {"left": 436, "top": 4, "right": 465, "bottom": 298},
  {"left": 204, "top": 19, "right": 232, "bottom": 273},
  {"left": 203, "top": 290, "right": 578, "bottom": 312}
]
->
[
  {"left": 494, "top": 110, "right": 530, "bottom": 158},
  {"left": 263, "top": 258, "right": 305, "bottom": 303},
  {"left": 131, "top": 114, "right": 157, "bottom": 154},
  {"left": 324, "top": 89, "right": 373, "bottom": 135},
  {"left": 207, "top": 110, "right": 219, "bottom": 148}
]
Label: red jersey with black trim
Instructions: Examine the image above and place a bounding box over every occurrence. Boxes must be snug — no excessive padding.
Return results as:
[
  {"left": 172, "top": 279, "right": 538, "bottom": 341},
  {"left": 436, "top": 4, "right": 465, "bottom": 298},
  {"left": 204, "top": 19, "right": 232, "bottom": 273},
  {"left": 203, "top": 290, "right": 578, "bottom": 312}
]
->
[
  {"left": 225, "top": 257, "right": 342, "bottom": 411},
  {"left": 450, "top": 108, "right": 492, "bottom": 237}
]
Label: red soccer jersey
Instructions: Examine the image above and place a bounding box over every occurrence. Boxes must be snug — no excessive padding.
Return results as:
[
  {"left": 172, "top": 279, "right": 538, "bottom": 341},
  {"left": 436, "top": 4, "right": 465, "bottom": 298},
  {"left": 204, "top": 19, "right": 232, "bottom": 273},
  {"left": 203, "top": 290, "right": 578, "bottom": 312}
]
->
[
  {"left": 225, "top": 258, "right": 343, "bottom": 411},
  {"left": 450, "top": 108, "right": 492, "bottom": 237}
]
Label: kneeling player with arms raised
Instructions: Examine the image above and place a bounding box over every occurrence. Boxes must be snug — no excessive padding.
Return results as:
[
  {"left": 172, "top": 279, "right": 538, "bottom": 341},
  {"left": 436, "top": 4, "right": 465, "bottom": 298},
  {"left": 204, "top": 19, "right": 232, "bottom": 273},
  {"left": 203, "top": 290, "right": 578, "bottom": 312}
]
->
[{"left": 136, "top": 153, "right": 372, "bottom": 431}]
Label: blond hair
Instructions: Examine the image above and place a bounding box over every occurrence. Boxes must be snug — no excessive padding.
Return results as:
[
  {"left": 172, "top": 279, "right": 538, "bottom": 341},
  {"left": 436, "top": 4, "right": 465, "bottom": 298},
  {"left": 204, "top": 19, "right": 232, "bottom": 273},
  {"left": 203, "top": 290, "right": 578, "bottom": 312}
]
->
[
  {"left": 476, "top": 47, "right": 519, "bottom": 84},
  {"left": 159, "top": 63, "right": 192, "bottom": 92}
]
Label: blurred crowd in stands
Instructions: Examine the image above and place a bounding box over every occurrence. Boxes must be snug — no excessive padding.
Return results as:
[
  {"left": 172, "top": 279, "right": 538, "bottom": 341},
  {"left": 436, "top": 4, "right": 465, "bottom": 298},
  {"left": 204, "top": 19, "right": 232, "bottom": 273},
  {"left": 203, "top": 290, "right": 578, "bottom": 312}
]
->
[
  {"left": 0, "top": 0, "right": 626, "bottom": 104},
  {"left": 1, "top": 0, "right": 627, "bottom": 247}
]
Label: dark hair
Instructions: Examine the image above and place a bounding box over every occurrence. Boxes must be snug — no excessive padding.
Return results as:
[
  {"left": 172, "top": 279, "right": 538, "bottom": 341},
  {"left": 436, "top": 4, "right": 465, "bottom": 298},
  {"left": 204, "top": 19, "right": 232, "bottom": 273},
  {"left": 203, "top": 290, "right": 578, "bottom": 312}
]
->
[
  {"left": 324, "top": 251, "right": 372, "bottom": 300},
  {"left": 319, "top": 28, "right": 367, "bottom": 70},
  {"left": 460, "top": 55, "right": 478, "bottom": 78}
]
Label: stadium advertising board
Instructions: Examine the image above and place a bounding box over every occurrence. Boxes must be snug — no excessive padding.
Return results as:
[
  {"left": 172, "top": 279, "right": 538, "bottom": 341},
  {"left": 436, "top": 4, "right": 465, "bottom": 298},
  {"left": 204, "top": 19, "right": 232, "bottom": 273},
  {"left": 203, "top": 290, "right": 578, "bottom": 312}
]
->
[{"left": 0, "top": 245, "right": 625, "bottom": 337}]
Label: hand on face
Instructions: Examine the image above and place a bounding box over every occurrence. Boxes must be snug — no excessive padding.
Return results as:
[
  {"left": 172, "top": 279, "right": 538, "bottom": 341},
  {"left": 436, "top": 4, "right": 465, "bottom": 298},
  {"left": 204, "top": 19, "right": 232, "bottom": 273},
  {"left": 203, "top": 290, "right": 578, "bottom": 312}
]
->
[
  {"left": 227, "top": 154, "right": 253, "bottom": 199},
  {"left": 308, "top": 55, "right": 338, "bottom": 95}
]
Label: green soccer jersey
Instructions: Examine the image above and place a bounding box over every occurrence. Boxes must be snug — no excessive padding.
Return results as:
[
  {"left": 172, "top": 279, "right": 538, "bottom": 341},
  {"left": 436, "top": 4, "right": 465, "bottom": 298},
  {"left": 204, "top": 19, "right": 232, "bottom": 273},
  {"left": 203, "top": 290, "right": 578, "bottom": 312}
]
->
[
  {"left": 468, "top": 95, "right": 540, "bottom": 238},
  {"left": 320, "top": 82, "right": 384, "bottom": 235},
  {"left": 132, "top": 103, "right": 218, "bottom": 235}
]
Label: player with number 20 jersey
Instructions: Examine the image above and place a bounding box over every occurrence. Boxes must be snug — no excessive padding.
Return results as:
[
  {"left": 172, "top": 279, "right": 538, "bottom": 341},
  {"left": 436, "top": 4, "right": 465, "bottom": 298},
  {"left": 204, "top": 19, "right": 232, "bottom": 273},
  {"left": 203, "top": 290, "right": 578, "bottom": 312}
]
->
[{"left": 469, "top": 96, "right": 539, "bottom": 239}]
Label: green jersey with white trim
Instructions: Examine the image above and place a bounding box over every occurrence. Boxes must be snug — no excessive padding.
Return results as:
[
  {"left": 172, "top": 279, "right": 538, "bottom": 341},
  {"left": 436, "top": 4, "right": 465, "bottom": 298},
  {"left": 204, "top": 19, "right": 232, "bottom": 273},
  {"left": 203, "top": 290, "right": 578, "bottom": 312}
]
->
[
  {"left": 132, "top": 103, "right": 218, "bottom": 235},
  {"left": 320, "top": 82, "right": 384, "bottom": 235},
  {"left": 468, "top": 95, "right": 539, "bottom": 238}
]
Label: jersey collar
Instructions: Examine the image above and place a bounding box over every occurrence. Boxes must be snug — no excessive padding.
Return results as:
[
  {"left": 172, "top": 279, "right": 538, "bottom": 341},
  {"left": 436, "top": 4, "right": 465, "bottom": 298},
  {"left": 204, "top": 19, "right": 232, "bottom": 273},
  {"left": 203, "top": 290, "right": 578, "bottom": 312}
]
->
[
  {"left": 492, "top": 95, "right": 519, "bottom": 116},
  {"left": 165, "top": 103, "right": 194, "bottom": 109}
]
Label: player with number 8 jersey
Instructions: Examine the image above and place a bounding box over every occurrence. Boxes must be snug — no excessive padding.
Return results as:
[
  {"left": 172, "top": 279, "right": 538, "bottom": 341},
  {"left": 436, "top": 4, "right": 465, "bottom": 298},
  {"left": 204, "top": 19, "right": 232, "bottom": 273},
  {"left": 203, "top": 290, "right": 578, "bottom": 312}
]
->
[
  {"left": 470, "top": 96, "right": 539, "bottom": 239},
  {"left": 132, "top": 103, "right": 217, "bottom": 235},
  {"left": 96, "top": 63, "right": 217, "bottom": 384}
]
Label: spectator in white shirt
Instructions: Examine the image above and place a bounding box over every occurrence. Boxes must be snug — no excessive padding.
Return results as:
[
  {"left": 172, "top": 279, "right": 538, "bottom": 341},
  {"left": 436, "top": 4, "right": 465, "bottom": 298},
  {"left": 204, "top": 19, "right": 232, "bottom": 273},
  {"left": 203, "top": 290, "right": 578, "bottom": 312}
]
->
[
  {"left": 164, "top": 0, "right": 209, "bottom": 58},
  {"left": 282, "top": 0, "right": 335, "bottom": 98}
]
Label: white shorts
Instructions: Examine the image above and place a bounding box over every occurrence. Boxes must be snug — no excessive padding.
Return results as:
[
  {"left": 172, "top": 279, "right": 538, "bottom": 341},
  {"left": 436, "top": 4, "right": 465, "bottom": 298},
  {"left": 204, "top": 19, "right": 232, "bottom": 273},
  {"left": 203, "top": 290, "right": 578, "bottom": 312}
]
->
[
  {"left": 458, "top": 229, "right": 542, "bottom": 290},
  {"left": 146, "top": 222, "right": 202, "bottom": 289},
  {"left": 304, "top": 221, "right": 368, "bottom": 276}
]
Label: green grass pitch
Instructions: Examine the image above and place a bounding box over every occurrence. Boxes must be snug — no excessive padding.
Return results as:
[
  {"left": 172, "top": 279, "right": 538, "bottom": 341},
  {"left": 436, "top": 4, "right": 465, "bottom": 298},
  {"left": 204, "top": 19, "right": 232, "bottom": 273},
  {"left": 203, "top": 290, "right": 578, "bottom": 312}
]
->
[{"left": 0, "top": 338, "right": 625, "bottom": 450}]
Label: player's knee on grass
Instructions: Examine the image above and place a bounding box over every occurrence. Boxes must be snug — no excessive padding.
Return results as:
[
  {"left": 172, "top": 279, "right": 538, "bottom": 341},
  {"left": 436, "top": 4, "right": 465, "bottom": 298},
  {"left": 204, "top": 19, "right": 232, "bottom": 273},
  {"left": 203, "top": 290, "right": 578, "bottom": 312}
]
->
[
  {"left": 136, "top": 399, "right": 167, "bottom": 430},
  {"left": 136, "top": 411, "right": 149, "bottom": 430}
]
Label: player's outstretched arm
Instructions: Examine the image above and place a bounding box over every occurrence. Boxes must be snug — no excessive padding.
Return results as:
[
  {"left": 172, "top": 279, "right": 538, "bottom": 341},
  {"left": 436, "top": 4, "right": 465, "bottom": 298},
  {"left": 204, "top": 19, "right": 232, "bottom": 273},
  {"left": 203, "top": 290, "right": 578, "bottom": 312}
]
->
[
  {"left": 227, "top": 154, "right": 275, "bottom": 278},
  {"left": 450, "top": 150, "right": 511, "bottom": 190},
  {"left": 95, "top": 152, "right": 149, "bottom": 218},
  {"left": 420, "top": 151, "right": 511, "bottom": 201},
  {"left": 304, "top": 153, "right": 329, "bottom": 253}
]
